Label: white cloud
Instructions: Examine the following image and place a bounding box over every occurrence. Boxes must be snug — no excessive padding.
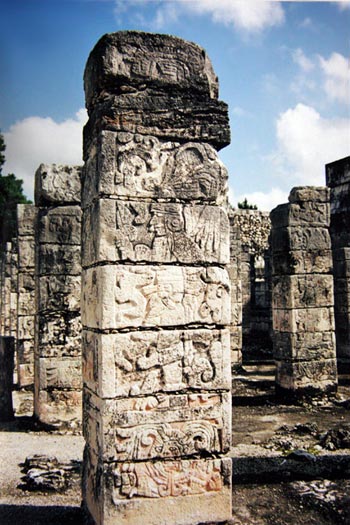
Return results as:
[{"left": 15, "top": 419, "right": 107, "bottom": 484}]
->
[
  {"left": 292, "top": 48, "right": 315, "bottom": 72},
  {"left": 184, "top": 0, "right": 285, "bottom": 32},
  {"left": 235, "top": 187, "right": 288, "bottom": 211},
  {"left": 115, "top": 0, "right": 285, "bottom": 33},
  {"left": 337, "top": 1, "right": 350, "bottom": 11},
  {"left": 3, "top": 109, "right": 87, "bottom": 200},
  {"left": 276, "top": 103, "right": 349, "bottom": 186},
  {"left": 319, "top": 52, "right": 350, "bottom": 105}
]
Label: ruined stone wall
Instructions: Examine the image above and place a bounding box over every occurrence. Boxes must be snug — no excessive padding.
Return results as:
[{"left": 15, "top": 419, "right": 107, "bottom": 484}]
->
[
  {"left": 271, "top": 187, "right": 337, "bottom": 397},
  {"left": 81, "top": 31, "right": 232, "bottom": 525},
  {"left": 34, "top": 164, "right": 82, "bottom": 424},
  {"left": 230, "top": 209, "right": 272, "bottom": 360},
  {"left": 326, "top": 156, "right": 350, "bottom": 366},
  {"left": 16, "top": 204, "right": 36, "bottom": 387},
  {"left": 9, "top": 239, "right": 18, "bottom": 341}
]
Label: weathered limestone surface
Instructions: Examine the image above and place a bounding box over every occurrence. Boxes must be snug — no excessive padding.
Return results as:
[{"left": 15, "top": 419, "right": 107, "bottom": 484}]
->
[
  {"left": 34, "top": 164, "right": 82, "bottom": 424},
  {"left": 16, "top": 204, "right": 36, "bottom": 387},
  {"left": 82, "top": 31, "right": 232, "bottom": 525},
  {"left": 271, "top": 187, "right": 337, "bottom": 397},
  {"left": 0, "top": 336, "right": 15, "bottom": 421},
  {"left": 326, "top": 156, "right": 350, "bottom": 365}
]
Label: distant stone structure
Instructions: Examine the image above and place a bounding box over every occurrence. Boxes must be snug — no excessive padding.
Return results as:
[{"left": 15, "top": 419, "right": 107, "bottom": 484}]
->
[
  {"left": 81, "top": 31, "right": 232, "bottom": 525},
  {"left": 16, "top": 204, "right": 36, "bottom": 387},
  {"left": 271, "top": 187, "right": 338, "bottom": 397},
  {"left": 326, "top": 156, "right": 350, "bottom": 368},
  {"left": 34, "top": 164, "right": 82, "bottom": 424},
  {"left": 229, "top": 209, "right": 272, "bottom": 365}
]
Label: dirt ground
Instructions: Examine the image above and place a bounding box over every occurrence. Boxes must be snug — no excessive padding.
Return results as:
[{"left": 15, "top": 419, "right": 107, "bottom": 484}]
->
[{"left": 0, "top": 365, "right": 349, "bottom": 525}]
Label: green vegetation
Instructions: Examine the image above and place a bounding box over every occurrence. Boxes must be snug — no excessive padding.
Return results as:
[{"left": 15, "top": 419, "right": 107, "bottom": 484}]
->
[
  {"left": 0, "top": 132, "right": 32, "bottom": 245},
  {"left": 238, "top": 197, "right": 258, "bottom": 210}
]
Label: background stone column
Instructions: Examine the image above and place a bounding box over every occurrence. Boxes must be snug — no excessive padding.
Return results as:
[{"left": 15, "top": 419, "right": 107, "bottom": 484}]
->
[
  {"left": 82, "top": 31, "right": 232, "bottom": 525},
  {"left": 16, "top": 204, "right": 36, "bottom": 387},
  {"left": 34, "top": 164, "right": 82, "bottom": 425},
  {"left": 326, "top": 156, "right": 350, "bottom": 369},
  {"left": 271, "top": 187, "right": 337, "bottom": 398},
  {"left": 228, "top": 209, "right": 243, "bottom": 369},
  {"left": 1, "top": 242, "right": 13, "bottom": 337}
]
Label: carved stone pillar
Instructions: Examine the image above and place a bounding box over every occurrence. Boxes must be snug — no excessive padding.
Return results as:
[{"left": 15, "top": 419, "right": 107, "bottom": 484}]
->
[
  {"left": 82, "top": 31, "right": 232, "bottom": 525},
  {"left": 34, "top": 164, "right": 82, "bottom": 424},
  {"left": 271, "top": 187, "right": 337, "bottom": 398},
  {"left": 17, "top": 204, "right": 36, "bottom": 387},
  {"left": 326, "top": 156, "right": 350, "bottom": 368}
]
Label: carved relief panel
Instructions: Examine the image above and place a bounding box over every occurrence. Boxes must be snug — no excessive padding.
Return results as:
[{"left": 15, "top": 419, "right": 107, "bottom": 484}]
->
[
  {"left": 82, "top": 132, "right": 228, "bottom": 205},
  {"left": 83, "top": 390, "right": 231, "bottom": 461},
  {"left": 82, "top": 265, "right": 230, "bottom": 329},
  {"left": 82, "top": 199, "right": 229, "bottom": 266},
  {"left": 82, "top": 328, "right": 230, "bottom": 398}
]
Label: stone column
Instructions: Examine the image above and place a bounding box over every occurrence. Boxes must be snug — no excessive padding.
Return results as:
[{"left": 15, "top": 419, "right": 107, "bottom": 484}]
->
[
  {"left": 17, "top": 204, "right": 37, "bottom": 387},
  {"left": 82, "top": 31, "right": 232, "bottom": 525},
  {"left": 228, "top": 209, "right": 243, "bottom": 369},
  {"left": 326, "top": 156, "right": 350, "bottom": 368},
  {"left": 271, "top": 187, "right": 337, "bottom": 398},
  {"left": 1, "top": 242, "right": 13, "bottom": 337},
  {"left": 34, "top": 164, "right": 82, "bottom": 425},
  {"left": 10, "top": 239, "right": 18, "bottom": 340},
  {"left": 0, "top": 336, "right": 15, "bottom": 421}
]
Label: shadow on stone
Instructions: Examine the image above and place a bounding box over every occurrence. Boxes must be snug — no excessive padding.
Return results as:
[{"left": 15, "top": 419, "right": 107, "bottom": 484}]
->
[{"left": 0, "top": 504, "right": 83, "bottom": 525}]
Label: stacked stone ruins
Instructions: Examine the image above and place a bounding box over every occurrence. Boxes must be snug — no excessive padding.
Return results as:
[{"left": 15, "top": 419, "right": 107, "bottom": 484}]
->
[
  {"left": 17, "top": 204, "right": 36, "bottom": 387},
  {"left": 81, "top": 31, "right": 232, "bottom": 525},
  {"left": 326, "top": 156, "right": 350, "bottom": 369},
  {"left": 270, "top": 187, "right": 338, "bottom": 398},
  {"left": 34, "top": 164, "right": 82, "bottom": 424}
]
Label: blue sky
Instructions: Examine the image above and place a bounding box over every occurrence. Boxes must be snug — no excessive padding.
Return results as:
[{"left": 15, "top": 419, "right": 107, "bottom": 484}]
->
[{"left": 1, "top": 0, "right": 349, "bottom": 209}]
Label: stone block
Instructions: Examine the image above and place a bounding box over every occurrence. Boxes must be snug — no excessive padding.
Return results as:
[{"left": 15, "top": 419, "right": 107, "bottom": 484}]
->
[
  {"left": 17, "top": 315, "right": 35, "bottom": 341},
  {"left": 38, "top": 206, "right": 82, "bottom": 245},
  {"left": 329, "top": 182, "right": 350, "bottom": 213},
  {"left": 272, "top": 249, "right": 333, "bottom": 275},
  {"left": 18, "top": 363, "right": 34, "bottom": 387},
  {"left": 83, "top": 446, "right": 232, "bottom": 525},
  {"left": 288, "top": 186, "right": 329, "bottom": 203},
  {"left": 276, "top": 358, "right": 338, "bottom": 391},
  {"left": 82, "top": 328, "right": 230, "bottom": 398},
  {"left": 84, "top": 31, "right": 219, "bottom": 109},
  {"left": 35, "top": 164, "right": 81, "bottom": 205},
  {"left": 39, "top": 358, "right": 82, "bottom": 390},
  {"left": 17, "top": 340, "right": 34, "bottom": 364},
  {"left": 270, "top": 201, "right": 329, "bottom": 228},
  {"left": 83, "top": 389, "right": 231, "bottom": 461},
  {"left": 17, "top": 238, "right": 35, "bottom": 269},
  {"left": 326, "top": 156, "right": 350, "bottom": 188},
  {"left": 82, "top": 132, "right": 228, "bottom": 206},
  {"left": 36, "top": 389, "right": 82, "bottom": 423},
  {"left": 38, "top": 275, "right": 81, "bottom": 313},
  {"left": 273, "top": 331, "right": 336, "bottom": 361},
  {"left": 38, "top": 244, "right": 81, "bottom": 276},
  {"left": 82, "top": 265, "right": 230, "bottom": 329},
  {"left": 17, "top": 204, "right": 36, "bottom": 236},
  {"left": 271, "top": 226, "right": 331, "bottom": 254},
  {"left": 272, "top": 274, "right": 334, "bottom": 309},
  {"left": 82, "top": 199, "right": 229, "bottom": 266},
  {"left": 38, "top": 312, "right": 81, "bottom": 356},
  {"left": 273, "top": 306, "right": 335, "bottom": 333}
]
